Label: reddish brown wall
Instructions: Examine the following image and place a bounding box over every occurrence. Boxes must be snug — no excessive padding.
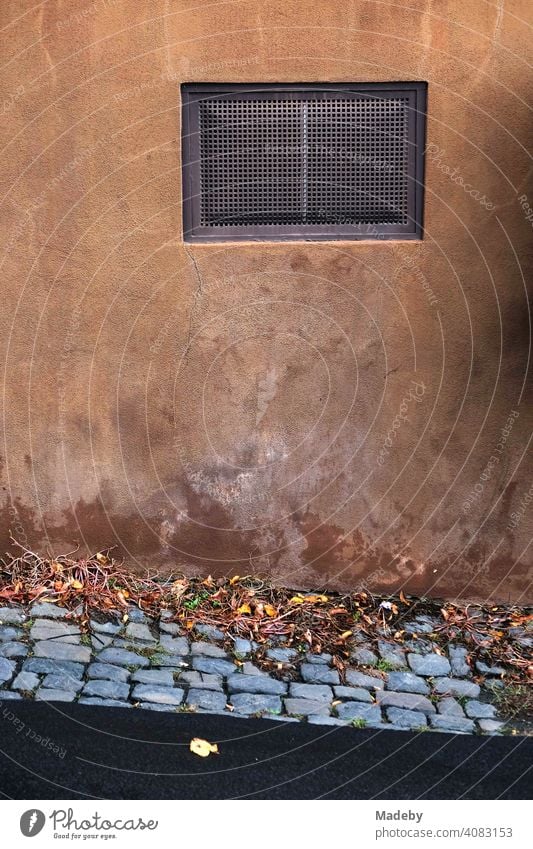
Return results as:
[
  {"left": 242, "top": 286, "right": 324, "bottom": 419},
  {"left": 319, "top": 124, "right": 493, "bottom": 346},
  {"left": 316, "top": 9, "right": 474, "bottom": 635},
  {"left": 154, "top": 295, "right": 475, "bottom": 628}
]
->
[{"left": 0, "top": 0, "right": 531, "bottom": 602}]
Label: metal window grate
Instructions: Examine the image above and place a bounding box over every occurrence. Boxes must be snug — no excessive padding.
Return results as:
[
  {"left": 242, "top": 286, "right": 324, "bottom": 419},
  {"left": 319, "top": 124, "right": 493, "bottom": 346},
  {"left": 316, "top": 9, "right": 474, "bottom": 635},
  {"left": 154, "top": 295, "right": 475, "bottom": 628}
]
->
[{"left": 182, "top": 83, "right": 426, "bottom": 241}]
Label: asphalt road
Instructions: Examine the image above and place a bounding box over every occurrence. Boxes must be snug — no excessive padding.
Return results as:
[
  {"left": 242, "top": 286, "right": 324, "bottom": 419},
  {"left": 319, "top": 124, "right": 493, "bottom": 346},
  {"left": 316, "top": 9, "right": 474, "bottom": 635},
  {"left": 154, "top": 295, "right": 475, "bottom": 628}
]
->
[{"left": 0, "top": 701, "right": 531, "bottom": 799}]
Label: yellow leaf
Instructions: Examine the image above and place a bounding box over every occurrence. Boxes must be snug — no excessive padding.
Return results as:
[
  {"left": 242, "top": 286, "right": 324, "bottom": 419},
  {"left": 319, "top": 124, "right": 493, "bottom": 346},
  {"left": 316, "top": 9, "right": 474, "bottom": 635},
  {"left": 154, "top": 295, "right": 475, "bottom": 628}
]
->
[
  {"left": 70, "top": 579, "right": 83, "bottom": 590},
  {"left": 96, "top": 552, "right": 108, "bottom": 565},
  {"left": 237, "top": 603, "right": 251, "bottom": 615},
  {"left": 229, "top": 575, "right": 240, "bottom": 585},
  {"left": 340, "top": 630, "right": 353, "bottom": 640},
  {"left": 264, "top": 604, "right": 277, "bottom": 617},
  {"left": 190, "top": 738, "right": 219, "bottom": 758},
  {"left": 289, "top": 596, "right": 305, "bottom": 604},
  {"left": 305, "top": 594, "right": 329, "bottom": 603}
]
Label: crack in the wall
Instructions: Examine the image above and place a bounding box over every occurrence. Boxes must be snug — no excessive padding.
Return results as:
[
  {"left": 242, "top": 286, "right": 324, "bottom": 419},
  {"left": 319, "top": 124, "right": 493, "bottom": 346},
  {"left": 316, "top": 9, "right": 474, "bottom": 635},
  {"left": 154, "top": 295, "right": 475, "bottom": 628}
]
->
[{"left": 183, "top": 246, "right": 204, "bottom": 356}]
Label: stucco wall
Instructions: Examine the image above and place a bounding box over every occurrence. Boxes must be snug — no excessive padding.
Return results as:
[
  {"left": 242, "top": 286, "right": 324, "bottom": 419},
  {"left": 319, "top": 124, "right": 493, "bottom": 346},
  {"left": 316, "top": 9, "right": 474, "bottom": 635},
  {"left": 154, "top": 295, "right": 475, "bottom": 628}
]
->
[{"left": 0, "top": 0, "right": 531, "bottom": 602}]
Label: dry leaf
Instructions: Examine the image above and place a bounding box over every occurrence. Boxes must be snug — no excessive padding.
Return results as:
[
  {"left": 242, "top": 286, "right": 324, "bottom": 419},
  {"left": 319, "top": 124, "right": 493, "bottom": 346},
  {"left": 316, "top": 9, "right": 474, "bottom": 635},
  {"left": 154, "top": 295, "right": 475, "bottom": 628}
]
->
[
  {"left": 399, "top": 590, "right": 410, "bottom": 606},
  {"left": 289, "top": 596, "right": 305, "bottom": 604},
  {"left": 190, "top": 738, "right": 219, "bottom": 758},
  {"left": 96, "top": 552, "right": 108, "bottom": 565},
  {"left": 70, "top": 579, "right": 83, "bottom": 591},
  {"left": 237, "top": 603, "right": 251, "bottom": 615},
  {"left": 264, "top": 604, "right": 277, "bottom": 617},
  {"left": 340, "top": 630, "right": 353, "bottom": 640},
  {"left": 229, "top": 575, "right": 240, "bottom": 585}
]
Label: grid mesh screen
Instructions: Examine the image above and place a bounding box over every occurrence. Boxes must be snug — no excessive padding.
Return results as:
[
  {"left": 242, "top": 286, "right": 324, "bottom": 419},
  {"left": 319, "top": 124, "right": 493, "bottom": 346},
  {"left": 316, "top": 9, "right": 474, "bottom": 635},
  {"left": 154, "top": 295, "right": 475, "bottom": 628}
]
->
[{"left": 198, "top": 95, "right": 410, "bottom": 228}]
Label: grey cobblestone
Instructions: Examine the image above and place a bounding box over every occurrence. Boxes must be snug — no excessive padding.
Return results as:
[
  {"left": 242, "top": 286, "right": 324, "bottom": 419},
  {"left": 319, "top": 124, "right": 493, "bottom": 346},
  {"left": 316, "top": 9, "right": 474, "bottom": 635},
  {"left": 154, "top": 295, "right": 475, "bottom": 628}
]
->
[
  {"left": 449, "top": 645, "right": 470, "bottom": 677},
  {"left": 132, "top": 684, "right": 184, "bottom": 705},
  {"left": 0, "top": 607, "right": 26, "bottom": 624},
  {"left": 192, "top": 657, "right": 236, "bottom": 677},
  {"left": 289, "top": 683, "right": 332, "bottom": 701},
  {"left": 385, "top": 707, "right": 428, "bottom": 729},
  {"left": 386, "top": 671, "right": 430, "bottom": 695},
  {"left": 285, "top": 698, "right": 330, "bottom": 716},
  {"left": 300, "top": 664, "right": 339, "bottom": 685},
  {"left": 345, "top": 669, "right": 384, "bottom": 690},
  {"left": 478, "top": 718, "right": 505, "bottom": 734},
  {"left": 22, "top": 658, "right": 83, "bottom": 677},
  {"left": 191, "top": 642, "right": 228, "bottom": 658},
  {"left": 36, "top": 689, "right": 76, "bottom": 702},
  {"left": 376, "top": 691, "right": 436, "bottom": 714},
  {"left": 42, "top": 673, "right": 83, "bottom": 692},
  {"left": 336, "top": 702, "right": 382, "bottom": 723},
  {"left": 187, "top": 689, "right": 227, "bottom": 711},
  {"left": 131, "top": 669, "right": 174, "bottom": 686},
  {"left": 87, "top": 663, "right": 130, "bottom": 683},
  {"left": 90, "top": 619, "right": 123, "bottom": 635},
  {"left": 475, "top": 661, "right": 505, "bottom": 677},
  {"left": 34, "top": 641, "right": 91, "bottom": 664},
  {"left": 378, "top": 641, "right": 406, "bottom": 668},
  {"left": 433, "top": 678, "right": 480, "bottom": 698},
  {"left": 149, "top": 654, "right": 188, "bottom": 667},
  {"left": 0, "top": 626, "right": 23, "bottom": 642},
  {"left": 437, "top": 697, "right": 464, "bottom": 716},
  {"left": 230, "top": 693, "right": 281, "bottom": 715},
  {"left": 333, "top": 686, "right": 373, "bottom": 703},
  {"left": 125, "top": 623, "right": 156, "bottom": 643},
  {"left": 351, "top": 647, "right": 378, "bottom": 666},
  {"left": 98, "top": 648, "right": 150, "bottom": 668},
  {"left": 30, "top": 603, "right": 70, "bottom": 619},
  {"left": 464, "top": 700, "right": 497, "bottom": 719},
  {"left": 227, "top": 674, "right": 286, "bottom": 695},
  {"left": 266, "top": 648, "right": 299, "bottom": 663},
  {"left": 160, "top": 636, "right": 189, "bottom": 654},
  {"left": 12, "top": 671, "right": 39, "bottom": 691},
  {"left": 0, "top": 602, "right": 524, "bottom": 736},
  {"left": 407, "top": 653, "right": 451, "bottom": 677},
  {"left": 305, "top": 652, "right": 332, "bottom": 665},
  {"left": 159, "top": 622, "right": 181, "bottom": 636},
  {"left": 195, "top": 624, "right": 225, "bottom": 641},
  {"left": 82, "top": 680, "right": 130, "bottom": 701},
  {"left": 429, "top": 715, "right": 476, "bottom": 733},
  {"left": 31, "top": 620, "right": 80, "bottom": 643},
  {"left": 0, "top": 657, "right": 16, "bottom": 684},
  {"left": 0, "top": 642, "right": 28, "bottom": 659},
  {"left": 307, "top": 715, "right": 347, "bottom": 726}
]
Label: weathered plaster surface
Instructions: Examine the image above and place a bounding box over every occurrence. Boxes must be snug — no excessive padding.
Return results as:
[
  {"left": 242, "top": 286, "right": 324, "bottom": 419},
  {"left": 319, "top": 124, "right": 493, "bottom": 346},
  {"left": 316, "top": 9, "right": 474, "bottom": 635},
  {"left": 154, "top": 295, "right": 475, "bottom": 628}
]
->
[{"left": 0, "top": 0, "right": 531, "bottom": 601}]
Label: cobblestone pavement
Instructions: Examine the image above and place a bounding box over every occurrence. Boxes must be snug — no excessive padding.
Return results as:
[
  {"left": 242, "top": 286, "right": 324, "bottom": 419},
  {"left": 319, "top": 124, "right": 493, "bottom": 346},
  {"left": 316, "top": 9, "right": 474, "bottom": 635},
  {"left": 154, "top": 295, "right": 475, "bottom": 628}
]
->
[{"left": 0, "top": 603, "right": 530, "bottom": 736}]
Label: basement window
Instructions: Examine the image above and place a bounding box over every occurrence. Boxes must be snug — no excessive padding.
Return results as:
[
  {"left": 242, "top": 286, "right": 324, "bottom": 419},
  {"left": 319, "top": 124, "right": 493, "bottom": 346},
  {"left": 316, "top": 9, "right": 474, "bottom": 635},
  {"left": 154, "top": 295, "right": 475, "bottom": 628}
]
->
[{"left": 181, "top": 82, "right": 426, "bottom": 242}]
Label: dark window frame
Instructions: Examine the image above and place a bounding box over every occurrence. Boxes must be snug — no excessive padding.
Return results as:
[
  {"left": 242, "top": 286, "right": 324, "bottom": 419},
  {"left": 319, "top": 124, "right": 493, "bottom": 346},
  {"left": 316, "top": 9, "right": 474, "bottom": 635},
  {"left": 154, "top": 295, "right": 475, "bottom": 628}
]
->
[{"left": 181, "top": 82, "right": 427, "bottom": 242}]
